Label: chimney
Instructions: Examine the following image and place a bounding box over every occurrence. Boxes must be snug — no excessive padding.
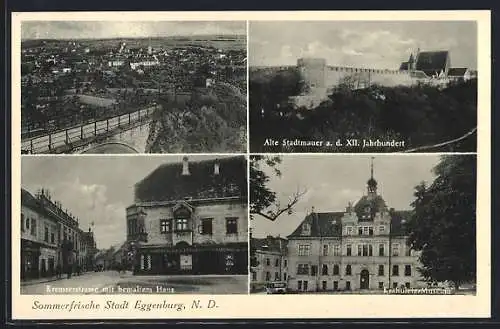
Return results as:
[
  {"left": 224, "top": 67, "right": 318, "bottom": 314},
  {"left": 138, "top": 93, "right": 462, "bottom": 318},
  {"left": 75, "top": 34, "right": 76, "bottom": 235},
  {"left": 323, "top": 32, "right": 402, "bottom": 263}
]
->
[
  {"left": 182, "top": 156, "right": 190, "bottom": 175},
  {"left": 214, "top": 159, "right": 220, "bottom": 175}
]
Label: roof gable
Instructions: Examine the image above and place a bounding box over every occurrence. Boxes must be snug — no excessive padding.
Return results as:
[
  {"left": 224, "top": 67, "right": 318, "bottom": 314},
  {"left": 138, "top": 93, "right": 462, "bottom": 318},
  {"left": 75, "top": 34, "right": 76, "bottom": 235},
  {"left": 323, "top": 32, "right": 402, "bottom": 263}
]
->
[{"left": 416, "top": 51, "right": 449, "bottom": 75}]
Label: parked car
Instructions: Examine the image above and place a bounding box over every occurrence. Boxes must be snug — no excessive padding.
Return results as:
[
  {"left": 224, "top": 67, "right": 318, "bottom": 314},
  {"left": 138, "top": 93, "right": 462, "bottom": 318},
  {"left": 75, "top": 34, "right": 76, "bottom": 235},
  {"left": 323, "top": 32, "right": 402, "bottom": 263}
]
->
[{"left": 265, "top": 281, "right": 288, "bottom": 294}]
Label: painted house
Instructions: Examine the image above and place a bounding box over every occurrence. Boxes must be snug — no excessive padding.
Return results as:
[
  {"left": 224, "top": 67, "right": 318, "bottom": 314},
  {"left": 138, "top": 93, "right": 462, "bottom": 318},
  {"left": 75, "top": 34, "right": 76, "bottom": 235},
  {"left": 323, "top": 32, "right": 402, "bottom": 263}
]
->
[{"left": 126, "top": 156, "right": 248, "bottom": 275}]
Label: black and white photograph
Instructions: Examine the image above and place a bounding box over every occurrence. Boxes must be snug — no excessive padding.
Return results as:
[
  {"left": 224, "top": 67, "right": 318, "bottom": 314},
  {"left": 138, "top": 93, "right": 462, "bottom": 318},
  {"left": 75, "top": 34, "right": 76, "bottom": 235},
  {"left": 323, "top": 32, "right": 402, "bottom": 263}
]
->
[
  {"left": 20, "top": 21, "right": 247, "bottom": 154},
  {"left": 20, "top": 155, "right": 248, "bottom": 295},
  {"left": 250, "top": 155, "right": 476, "bottom": 294},
  {"left": 249, "top": 21, "right": 478, "bottom": 153}
]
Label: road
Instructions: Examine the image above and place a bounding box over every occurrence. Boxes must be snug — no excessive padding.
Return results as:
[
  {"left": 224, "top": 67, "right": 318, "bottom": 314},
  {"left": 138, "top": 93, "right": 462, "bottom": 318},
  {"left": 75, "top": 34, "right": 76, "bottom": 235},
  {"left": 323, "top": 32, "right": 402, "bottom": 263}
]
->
[{"left": 21, "top": 271, "right": 248, "bottom": 295}]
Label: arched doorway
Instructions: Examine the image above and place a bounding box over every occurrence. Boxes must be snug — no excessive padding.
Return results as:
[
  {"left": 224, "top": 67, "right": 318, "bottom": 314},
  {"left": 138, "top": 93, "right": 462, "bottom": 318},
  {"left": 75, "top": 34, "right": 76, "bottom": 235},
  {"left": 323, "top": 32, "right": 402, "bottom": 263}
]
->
[{"left": 360, "top": 269, "right": 370, "bottom": 289}]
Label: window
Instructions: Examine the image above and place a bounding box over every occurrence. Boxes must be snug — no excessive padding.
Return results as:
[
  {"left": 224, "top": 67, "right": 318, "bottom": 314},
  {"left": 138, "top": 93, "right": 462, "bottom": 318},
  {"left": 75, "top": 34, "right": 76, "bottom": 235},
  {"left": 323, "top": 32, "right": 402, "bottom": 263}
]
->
[
  {"left": 322, "top": 244, "right": 329, "bottom": 256},
  {"left": 378, "top": 265, "right": 384, "bottom": 276},
  {"left": 333, "top": 245, "right": 340, "bottom": 256},
  {"left": 51, "top": 232, "right": 55, "bottom": 244},
  {"left": 283, "top": 273, "right": 287, "bottom": 280},
  {"left": 333, "top": 281, "right": 339, "bottom": 290},
  {"left": 265, "top": 272, "right": 271, "bottom": 281},
  {"left": 405, "top": 282, "right": 411, "bottom": 288},
  {"left": 392, "top": 243, "right": 400, "bottom": 256},
  {"left": 26, "top": 217, "right": 30, "bottom": 230},
  {"left": 379, "top": 244, "right": 385, "bottom": 256},
  {"left": 275, "top": 258, "right": 279, "bottom": 267},
  {"left": 298, "top": 281, "right": 302, "bottom": 290},
  {"left": 266, "top": 258, "right": 270, "bottom": 266},
  {"left": 284, "top": 260, "right": 288, "bottom": 267},
  {"left": 333, "top": 264, "right": 339, "bottom": 275},
  {"left": 311, "top": 265, "right": 318, "bottom": 276},
  {"left": 405, "top": 265, "right": 412, "bottom": 276},
  {"left": 297, "top": 264, "right": 309, "bottom": 275},
  {"left": 379, "top": 282, "right": 384, "bottom": 289},
  {"left": 160, "top": 219, "right": 171, "bottom": 233},
  {"left": 358, "top": 227, "right": 363, "bottom": 235},
  {"left": 346, "top": 281, "right": 351, "bottom": 290},
  {"left": 369, "top": 245, "right": 373, "bottom": 256},
  {"left": 44, "top": 226, "right": 49, "bottom": 242},
  {"left": 200, "top": 218, "right": 212, "bottom": 235},
  {"left": 302, "top": 223, "right": 311, "bottom": 235},
  {"left": 322, "top": 281, "right": 327, "bottom": 290},
  {"left": 298, "top": 244, "right": 311, "bottom": 256},
  {"left": 357, "top": 245, "right": 362, "bottom": 256},
  {"left": 379, "top": 225, "right": 385, "bottom": 233},
  {"left": 369, "top": 227, "right": 374, "bottom": 236},
  {"left": 346, "top": 244, "right": 352, "bottom": 256},
  {"left": 392, "top": 265, "right": 399, "bottom": 276},
  {"left": 275, "top": 272, "right": 280, "bottom": 281},
  {"left": 321, "top": 264, "right": 328, "bottom": 275},
  {"left": 21, "top": 214, "right": 25, "bottom": 232},
  {"left": 345, "top": 265, "right": 352, "bottom": 276},
  {"left": 363, "top": 227, "right": 369, "bottom": 235},
  {"left": 225, "top": 218, "right": 238, "bottom": 234},
  {"left": 362, "top": 245, "right": 368, "bottom": 256},
  {"left": 30, "top": 218, "right": 36, "bottom": 236},
  {"left": 176, "top": 218, "right": 188, "bottom": 231},
  {"left": 346, "top": 226, "right": 353, "bottom": 235}
]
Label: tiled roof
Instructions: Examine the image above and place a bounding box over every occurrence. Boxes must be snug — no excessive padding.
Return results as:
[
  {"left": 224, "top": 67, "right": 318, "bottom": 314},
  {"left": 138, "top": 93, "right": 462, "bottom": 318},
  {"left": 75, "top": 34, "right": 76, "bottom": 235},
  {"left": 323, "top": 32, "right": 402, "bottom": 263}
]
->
[
  {"left": 251, "top": 236, "right": 288, "bottom": 253},
  {"left": 447, "top": 68, "right": 468, "bottom": 76},
  {"left": 354, "top": 194, "right": 387, "bottom": 221},
  {"left": 287, "top": 212, "right": 344, "bottom": 238},
  {"left": 415, "top": 51, "right": 449, "bottom": 76},
  {"left": 134, "top": 156, "right": 247, "bottom": 202},
  {"left": 390, "top": 210, "right": 413, "bottom": 236},
  {"left": 287, "top": 210, "right": 413, "bottom": 238},
  {"left": 21, "top": 188, "right": 41, "bottom": 210}
]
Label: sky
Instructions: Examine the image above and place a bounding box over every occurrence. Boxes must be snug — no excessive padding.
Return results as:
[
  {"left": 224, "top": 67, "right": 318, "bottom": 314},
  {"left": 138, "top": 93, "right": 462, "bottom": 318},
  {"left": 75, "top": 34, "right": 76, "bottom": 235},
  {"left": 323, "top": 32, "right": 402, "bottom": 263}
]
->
[
  {"left": 249, "top": 21, "right": 477, "bottom": 70},
  {"left": 21, "top": 155, "right": 226, "bottom": 249},
  {"left": 22, "top": 21, "right": 246, "bottom": 40},
  {"left": 251, "top": 155, "right": 444, "bottom": 239}
]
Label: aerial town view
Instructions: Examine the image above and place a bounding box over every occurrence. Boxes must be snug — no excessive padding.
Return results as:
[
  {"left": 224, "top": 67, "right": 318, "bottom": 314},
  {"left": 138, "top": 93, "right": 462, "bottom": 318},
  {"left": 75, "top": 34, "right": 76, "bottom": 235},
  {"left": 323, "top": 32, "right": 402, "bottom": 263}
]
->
[
  {"left": 20, "top": 21, "right": 247, "bottom": 154},
  {"left": 249, "top": 21, "right": 478, "bottom": 153},
  {"left": 21, "top": 155, "right": 248, "bottom": 294}
]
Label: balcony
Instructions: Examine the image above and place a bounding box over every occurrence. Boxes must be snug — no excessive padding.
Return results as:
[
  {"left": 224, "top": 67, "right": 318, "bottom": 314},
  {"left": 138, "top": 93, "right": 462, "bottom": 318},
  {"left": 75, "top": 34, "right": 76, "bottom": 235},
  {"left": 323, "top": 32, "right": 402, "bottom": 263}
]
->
[{"left": 172, "top": 230, "right": 193, "bottom": 246}]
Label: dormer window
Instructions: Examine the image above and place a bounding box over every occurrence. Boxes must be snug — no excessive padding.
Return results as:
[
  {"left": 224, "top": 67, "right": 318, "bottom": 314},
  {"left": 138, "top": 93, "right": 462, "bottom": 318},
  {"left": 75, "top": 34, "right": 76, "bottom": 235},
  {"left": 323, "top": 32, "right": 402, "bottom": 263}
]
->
[{"left": 302, "top": 223, "right": 311, "bottom": 236}]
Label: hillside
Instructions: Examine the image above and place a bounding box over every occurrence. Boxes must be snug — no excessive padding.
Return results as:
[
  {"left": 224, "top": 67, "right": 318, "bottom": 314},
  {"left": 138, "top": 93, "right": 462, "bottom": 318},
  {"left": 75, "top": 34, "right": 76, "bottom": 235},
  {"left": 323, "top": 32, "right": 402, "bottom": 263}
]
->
[
  {"left": 146, "top": 83, "right": 246, "bottom": 153},
  {"left": 250, "top": 77, "right": 477, "bottom": 153}
]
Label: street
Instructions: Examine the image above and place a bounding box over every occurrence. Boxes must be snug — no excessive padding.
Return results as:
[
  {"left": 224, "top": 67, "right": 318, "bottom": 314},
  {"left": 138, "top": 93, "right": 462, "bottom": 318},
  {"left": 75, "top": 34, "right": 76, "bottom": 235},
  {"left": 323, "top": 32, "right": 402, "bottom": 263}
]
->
[{"left": 21, "top": 271, "right": 248, "bottom": 295}]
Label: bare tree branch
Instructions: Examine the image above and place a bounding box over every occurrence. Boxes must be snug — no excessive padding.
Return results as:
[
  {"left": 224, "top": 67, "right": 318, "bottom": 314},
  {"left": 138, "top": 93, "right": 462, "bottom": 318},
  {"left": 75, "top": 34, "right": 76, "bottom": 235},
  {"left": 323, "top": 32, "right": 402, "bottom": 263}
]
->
[{"left": 253, "top": 187, "right": 307, "bottom": 221}]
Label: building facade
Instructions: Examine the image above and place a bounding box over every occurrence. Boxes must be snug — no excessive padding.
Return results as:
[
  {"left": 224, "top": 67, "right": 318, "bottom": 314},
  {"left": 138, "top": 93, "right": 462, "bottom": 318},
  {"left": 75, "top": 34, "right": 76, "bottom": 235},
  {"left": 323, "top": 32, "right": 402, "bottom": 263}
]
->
[
  {"left": 250, "top": 236, "right": 288, "bottom": 291},
  {"left": 286, "top": 166, "right": 424, "bottom": 292},
  {"left": 126, "top": 156, "right": 248, "bottom": 275},
  {"left": 20, "top": 188, "right": 97, "bottom": 280}
]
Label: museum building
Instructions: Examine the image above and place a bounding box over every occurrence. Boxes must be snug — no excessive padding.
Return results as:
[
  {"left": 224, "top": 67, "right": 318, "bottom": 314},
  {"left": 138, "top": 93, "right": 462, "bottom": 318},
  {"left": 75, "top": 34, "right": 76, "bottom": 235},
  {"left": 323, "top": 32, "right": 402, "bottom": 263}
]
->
[
  {"left": 126, "top": 156, "right": 248, "bottom": 275},
  {"left": 286, "top": 162, "right": 425, "bottom": 292}
]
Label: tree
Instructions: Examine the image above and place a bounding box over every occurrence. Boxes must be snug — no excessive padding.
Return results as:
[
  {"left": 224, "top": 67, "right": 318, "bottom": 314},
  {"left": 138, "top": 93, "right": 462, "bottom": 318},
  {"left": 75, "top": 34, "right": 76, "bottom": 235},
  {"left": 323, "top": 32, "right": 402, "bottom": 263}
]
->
[
  {"left": 250, "top": 155, "right": 306, "bottom": 221},
  {"left": 407, "top": 155, "right": 476, "bottom": 289}
]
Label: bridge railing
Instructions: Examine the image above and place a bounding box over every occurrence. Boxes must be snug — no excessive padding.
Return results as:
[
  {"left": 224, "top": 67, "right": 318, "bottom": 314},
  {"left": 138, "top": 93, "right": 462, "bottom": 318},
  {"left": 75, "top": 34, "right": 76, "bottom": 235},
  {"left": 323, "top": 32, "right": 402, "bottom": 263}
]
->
[{"left": 21, "top": 107, "right": 156, "bottom": 154}]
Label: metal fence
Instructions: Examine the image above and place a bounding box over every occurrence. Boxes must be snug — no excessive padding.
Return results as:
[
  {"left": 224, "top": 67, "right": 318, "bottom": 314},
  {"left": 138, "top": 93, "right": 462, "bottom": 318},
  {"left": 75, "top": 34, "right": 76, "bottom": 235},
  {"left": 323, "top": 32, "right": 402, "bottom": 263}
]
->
[{"left": 21, "top": 106, "right": 157, "bottom": 154}]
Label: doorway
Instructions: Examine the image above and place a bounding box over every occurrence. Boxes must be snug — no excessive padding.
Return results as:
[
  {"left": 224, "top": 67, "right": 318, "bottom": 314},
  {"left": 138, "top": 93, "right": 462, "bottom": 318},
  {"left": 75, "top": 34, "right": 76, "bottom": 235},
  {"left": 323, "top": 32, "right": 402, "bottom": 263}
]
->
[{"left": 360, "top": 269, "right": 370, "bottom": 289}]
